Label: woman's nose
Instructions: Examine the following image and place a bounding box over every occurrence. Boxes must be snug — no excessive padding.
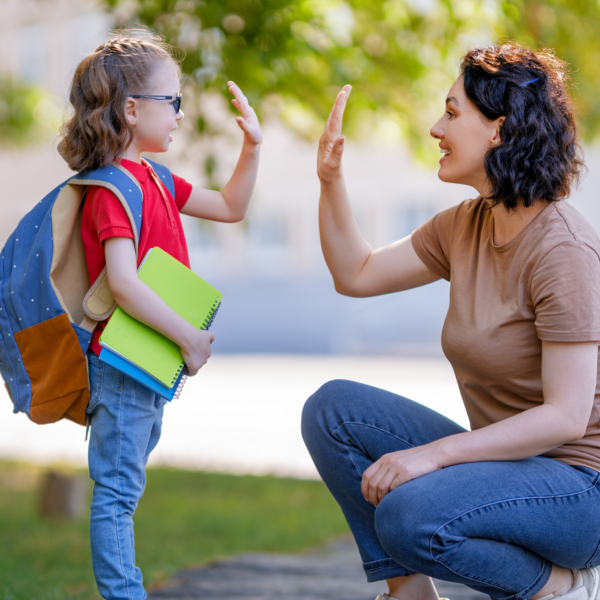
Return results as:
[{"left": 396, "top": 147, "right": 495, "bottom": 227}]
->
[{"left": 430, "top": 118, "right": 443, "bottom": 139}]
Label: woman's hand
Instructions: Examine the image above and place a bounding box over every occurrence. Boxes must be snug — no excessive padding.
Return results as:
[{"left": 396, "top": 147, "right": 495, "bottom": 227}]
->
[
  {"left": 228, "top": 81, "right": 262, "bottom": 145},
  {"left": 317, "top": 85, "right": 352, "bottom": 183},
  {"left": 180, "top": 329, "right": 215, "bottom": 376},
  {"left": 361, "top": 442, "right": 444, "bottom": 507}
]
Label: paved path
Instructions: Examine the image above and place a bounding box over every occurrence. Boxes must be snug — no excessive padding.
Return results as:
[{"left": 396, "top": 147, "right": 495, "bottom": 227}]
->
[{"left": 148, "top": 536, "right": 487, "bottom": 600}]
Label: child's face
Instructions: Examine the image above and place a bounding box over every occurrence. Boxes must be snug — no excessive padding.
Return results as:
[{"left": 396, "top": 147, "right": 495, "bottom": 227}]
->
[{"left": 129, "top": 61, "right": 183, "bottom": 154}]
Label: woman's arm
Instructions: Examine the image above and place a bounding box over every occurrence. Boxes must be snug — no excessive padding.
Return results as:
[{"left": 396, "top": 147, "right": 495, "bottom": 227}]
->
[
  {"left": 362, "top": 339, "right": 598, "bottom": 506},
  {"left": 318, "top": 86, "right": 439, "bottom": 297},
  {"left": 104, "top": 237, "right": 214, "bottom": 375},
  {"left": 180, "top": 82, "right": 262, "bottom": 223}
]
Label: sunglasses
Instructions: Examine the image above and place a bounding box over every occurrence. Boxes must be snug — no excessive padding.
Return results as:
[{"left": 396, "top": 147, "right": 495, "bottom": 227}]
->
[{"left": 130, "top": 94, "right": 182, "bottom": 113}]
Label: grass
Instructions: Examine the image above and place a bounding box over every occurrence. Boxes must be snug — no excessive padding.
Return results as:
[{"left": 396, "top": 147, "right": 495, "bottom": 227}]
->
[{"left": 0, "top": 461, "right": 349, "bottom": 600}]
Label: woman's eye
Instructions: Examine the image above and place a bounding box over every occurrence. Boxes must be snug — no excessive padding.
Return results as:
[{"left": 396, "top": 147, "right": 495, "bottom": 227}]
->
[{"left": 446, "top": 111, "right": 454, "bottom": 119}]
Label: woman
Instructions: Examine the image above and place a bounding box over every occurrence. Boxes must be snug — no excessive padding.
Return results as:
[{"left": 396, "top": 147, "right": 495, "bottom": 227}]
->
[{"left": 302, "top": 43, "right": 600, "bottom": 600}]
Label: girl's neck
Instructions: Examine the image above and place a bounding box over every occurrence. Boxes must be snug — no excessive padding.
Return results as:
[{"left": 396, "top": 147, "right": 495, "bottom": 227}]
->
[{"left": 119, "top": 143, "right": 143, "bottom": 164}]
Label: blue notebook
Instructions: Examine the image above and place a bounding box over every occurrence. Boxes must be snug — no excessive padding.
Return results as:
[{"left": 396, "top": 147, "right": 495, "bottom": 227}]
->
[{"left": 99, "top": 346, "right": 187, "bottom": 401}]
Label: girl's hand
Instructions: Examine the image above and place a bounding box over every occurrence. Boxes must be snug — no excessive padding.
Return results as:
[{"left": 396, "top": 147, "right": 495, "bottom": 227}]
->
[
  {"left": 317, "top": 85, "right": 352, "bottom": 183},
  {"left": 180, "top": 329, "right": 215, "bottom": 376},
  {"left": 361, "top": 442, "right": 444, "bottom": 507},
  {"left": 228, "top": 81, "right": 262, "bottom": 145}
]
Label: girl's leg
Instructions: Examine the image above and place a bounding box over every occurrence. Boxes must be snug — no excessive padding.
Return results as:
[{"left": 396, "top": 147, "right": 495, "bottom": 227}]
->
[
  {"left": 301, "top": 379, "right": 467, "bottom": 582},
  {"left": 87, "top": 353, "right": 166, "bottom": 600}
]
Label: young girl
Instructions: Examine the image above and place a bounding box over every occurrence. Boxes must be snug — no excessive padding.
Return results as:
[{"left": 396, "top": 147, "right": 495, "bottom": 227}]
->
[{"left": 59, "top": 30, "right": 262, "bottom": 599}]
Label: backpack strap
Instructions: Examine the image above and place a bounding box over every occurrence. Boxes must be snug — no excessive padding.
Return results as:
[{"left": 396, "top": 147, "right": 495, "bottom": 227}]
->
[
  {"left": 145, "top": 158, "right": 175, "bottom": 199},
  {"left": 68, "top": 161, "right": 144, "bottom": 332}
]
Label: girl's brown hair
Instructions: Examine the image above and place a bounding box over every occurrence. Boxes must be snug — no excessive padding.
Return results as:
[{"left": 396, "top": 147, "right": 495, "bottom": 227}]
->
[{"left": 59, "top": 29, "right": 181, "bottom": 172}]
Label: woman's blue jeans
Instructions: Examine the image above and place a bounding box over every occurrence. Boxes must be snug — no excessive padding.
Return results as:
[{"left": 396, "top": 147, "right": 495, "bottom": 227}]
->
[
  {"left": 86, "top": 352, "right": 166, "bottom": 600},
  {"left": 301, "top": 379, "right": 600, "bottom": 600}
]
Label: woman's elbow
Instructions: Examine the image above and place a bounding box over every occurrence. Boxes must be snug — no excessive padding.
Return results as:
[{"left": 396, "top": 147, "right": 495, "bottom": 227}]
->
[{"left": 333, "top": 279, "right": 365, "bottom": 298}]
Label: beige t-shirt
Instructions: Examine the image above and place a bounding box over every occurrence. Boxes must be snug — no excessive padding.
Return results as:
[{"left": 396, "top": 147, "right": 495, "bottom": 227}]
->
[{"left": 412, "top": 197, "right": 600, "bottom": 472}]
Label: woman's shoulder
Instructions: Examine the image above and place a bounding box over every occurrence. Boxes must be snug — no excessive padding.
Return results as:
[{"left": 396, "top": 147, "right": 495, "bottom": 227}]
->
[{"left": 537, "top": 201, "right": 600, "bottom": 259}]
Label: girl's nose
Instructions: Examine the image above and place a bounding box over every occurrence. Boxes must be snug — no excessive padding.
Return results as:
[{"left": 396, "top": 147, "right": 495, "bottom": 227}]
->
[{"left": 177, "top": 109, "right": 184, "bottom": 120}]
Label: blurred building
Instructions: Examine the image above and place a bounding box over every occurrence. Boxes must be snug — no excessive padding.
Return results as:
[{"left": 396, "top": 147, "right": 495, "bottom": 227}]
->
[{"left": 1, "top": 0, "right": 599, "bottom": 355}]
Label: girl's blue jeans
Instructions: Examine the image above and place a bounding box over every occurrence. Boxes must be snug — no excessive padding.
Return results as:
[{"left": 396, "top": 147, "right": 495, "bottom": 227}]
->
[
  {"left": 301, "top": 379, "right": 600, "bottom": 600},
  {"left": 86, "top": 352, "right": 166, "bottom": 600}
]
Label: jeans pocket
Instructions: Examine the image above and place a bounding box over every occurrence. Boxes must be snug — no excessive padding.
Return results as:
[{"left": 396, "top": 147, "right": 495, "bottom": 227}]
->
[{"left": 86, "top": 354, "right": 105, "bottom": 414}]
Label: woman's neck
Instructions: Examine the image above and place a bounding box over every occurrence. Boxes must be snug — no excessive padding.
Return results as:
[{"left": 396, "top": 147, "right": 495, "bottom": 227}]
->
[{"left": 490, "top": 199, "right": 548, "bottom": 246}]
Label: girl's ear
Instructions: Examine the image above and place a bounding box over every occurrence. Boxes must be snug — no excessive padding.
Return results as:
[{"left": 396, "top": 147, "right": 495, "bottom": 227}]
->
[
  {"left": 124, "top": 98, "right": 139, "bottom": 127},
  {"left": 490, "top": 116, "right": 505, "bottom": 147}
]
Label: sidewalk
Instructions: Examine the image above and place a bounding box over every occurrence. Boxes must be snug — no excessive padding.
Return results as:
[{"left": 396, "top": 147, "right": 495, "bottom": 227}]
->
[{"left": 148, "top": 536, "right": 486, "bottom": 600}]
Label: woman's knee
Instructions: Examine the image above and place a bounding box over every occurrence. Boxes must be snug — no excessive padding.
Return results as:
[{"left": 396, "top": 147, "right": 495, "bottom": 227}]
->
[
  {"left": 374, "top": 484, "right": 437, "bottom": 571},
  {"left": 302, "top": 379, "right": 361, "bottom": 435}
]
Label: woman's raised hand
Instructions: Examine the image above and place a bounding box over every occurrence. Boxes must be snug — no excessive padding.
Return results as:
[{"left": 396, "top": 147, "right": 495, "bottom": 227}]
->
[{"left": 317, "top": 85, "right": 352, "bottom": 183}]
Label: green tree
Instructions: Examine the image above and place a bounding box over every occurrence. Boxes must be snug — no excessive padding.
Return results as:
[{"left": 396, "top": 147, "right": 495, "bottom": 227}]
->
[
  {"left": 104, "top": 0, "right": 600, "bottom": 159},
  {"left": 0, "top": 78, "right": 52, "bottom": 146}
]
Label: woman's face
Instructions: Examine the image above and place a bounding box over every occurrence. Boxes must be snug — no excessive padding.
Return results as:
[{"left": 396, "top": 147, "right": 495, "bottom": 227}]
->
[{"left": 430, "top": 75, "right": 504, "bottom": 193}]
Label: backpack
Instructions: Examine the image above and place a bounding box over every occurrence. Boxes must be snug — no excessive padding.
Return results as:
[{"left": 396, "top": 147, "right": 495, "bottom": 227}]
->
[{"left": 0, "top": 158, "right": 175, "bottom": 426}]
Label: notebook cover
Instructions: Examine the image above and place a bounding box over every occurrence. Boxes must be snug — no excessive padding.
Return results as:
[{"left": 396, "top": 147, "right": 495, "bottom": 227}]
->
[
  {"left": 99, "top": 247, "right": 223, "bottom": 388},
  {"left": 98, "top": 347, "right": 185, "bottom": 401}
]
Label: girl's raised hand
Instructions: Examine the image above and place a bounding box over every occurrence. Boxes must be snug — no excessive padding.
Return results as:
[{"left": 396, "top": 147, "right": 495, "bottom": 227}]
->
[
  {"left": 228, "top": 81, "right": 262, "bottom": 145},
  {"left": 318, "top": 85, "right": 352, "bottom": 183}
]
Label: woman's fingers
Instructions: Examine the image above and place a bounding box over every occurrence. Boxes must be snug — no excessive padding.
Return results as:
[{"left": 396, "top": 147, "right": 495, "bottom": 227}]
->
[
  {"left": 364, "top": 463, "right": 394, "bottom": 506},
  {"left": 328, "top": 85, "right": 352, "bottom": 136},
  {"left": 323, "top": 85, "right": 352, "bottom": 140}
]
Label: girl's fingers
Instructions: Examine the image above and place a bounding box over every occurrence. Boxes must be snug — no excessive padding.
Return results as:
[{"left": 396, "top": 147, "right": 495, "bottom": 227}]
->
[
  {"left": 228, "top": 81, "right": 252, "bottom": 116},
  {"left": 235, "top": 116, "right": 249, "bottom": 132}
]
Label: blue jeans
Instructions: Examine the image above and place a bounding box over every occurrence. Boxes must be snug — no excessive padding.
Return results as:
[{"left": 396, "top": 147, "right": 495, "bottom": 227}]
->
[
  {"left": 301, "top": 379, "right": 600, "bottom": 600},
  {"left": 86, "top": 352, "right": 166, "bottom": 600}
]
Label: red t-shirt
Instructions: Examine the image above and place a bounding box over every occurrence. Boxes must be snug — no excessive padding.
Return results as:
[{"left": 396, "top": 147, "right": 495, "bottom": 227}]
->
[{"left": 81, "top": 158, "right": 193, "bottom": 355}]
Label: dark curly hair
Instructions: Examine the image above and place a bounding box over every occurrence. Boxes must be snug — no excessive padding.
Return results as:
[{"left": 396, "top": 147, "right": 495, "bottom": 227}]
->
[
  {"left": 460, "top": 43, "right": 584, "bottom": 210},
  {"left": 59, "top": 29, "right": 181, "bottom": 172}
]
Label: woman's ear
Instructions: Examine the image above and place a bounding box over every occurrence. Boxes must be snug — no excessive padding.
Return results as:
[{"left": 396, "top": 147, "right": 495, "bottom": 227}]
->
[
  {"left": 124, "top": 98, "right": 138, "bottom": 127},
  {"left": 490, "top": 116, "right": 505, "bottom": 147}
]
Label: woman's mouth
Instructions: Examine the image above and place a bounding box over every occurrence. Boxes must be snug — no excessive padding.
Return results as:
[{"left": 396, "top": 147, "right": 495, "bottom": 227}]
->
[{"left": 439, "top": 148, "right": 451, "bottom": 162}]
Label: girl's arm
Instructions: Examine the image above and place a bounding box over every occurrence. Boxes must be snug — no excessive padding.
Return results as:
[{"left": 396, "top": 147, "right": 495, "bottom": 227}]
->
[
  {"left": 104, "top": 237, "right": 214, "bottom": 376},
  {"left": 181, "top": 82, "right": 262, "bottom": 223},
  {"left": 362, "top": 340, "right": 598, "bottom": 506},
  {"left": 318, "top": 86, "right": 440, "bottom": 297}
]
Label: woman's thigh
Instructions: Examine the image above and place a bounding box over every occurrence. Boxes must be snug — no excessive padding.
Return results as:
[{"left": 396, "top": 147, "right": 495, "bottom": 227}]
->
[
  {"left": 375, "top": 457, "right": 600, "bottom": 574},
  {"left": 303, "top": 379, "right": 467, "bottom": 467}
]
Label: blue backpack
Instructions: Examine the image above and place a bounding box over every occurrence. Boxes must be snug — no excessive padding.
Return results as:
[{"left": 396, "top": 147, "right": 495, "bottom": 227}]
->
[{"left": 0, "top": 158, "right": 174, "bottom": 426}]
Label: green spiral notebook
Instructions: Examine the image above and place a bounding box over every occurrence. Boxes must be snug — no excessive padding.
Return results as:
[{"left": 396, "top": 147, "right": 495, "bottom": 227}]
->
[{"left": 99, "top": 247, "right": 223, "bottom": 389}]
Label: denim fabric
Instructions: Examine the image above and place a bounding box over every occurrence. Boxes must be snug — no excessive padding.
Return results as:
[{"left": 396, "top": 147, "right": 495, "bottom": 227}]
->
[
  {"left": 86, "top": 352, "right": 166, "bottom": 600},
  {"left": 302, "top": 379, "right": 600, "bottom": 600}
]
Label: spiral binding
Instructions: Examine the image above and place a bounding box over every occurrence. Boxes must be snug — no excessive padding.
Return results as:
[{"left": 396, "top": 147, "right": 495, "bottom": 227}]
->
[
  {"left": 173, "top": 373, "right": 188, "bottom": 399},
  {"left": 170, "top": 360, "right": 185, "bottom": 387},
  {"left": 202, "top": 298, "right": 222, "bottom": 331},
  {"left": 171, "top": 298, "right": 221, "bottom": 397}
]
